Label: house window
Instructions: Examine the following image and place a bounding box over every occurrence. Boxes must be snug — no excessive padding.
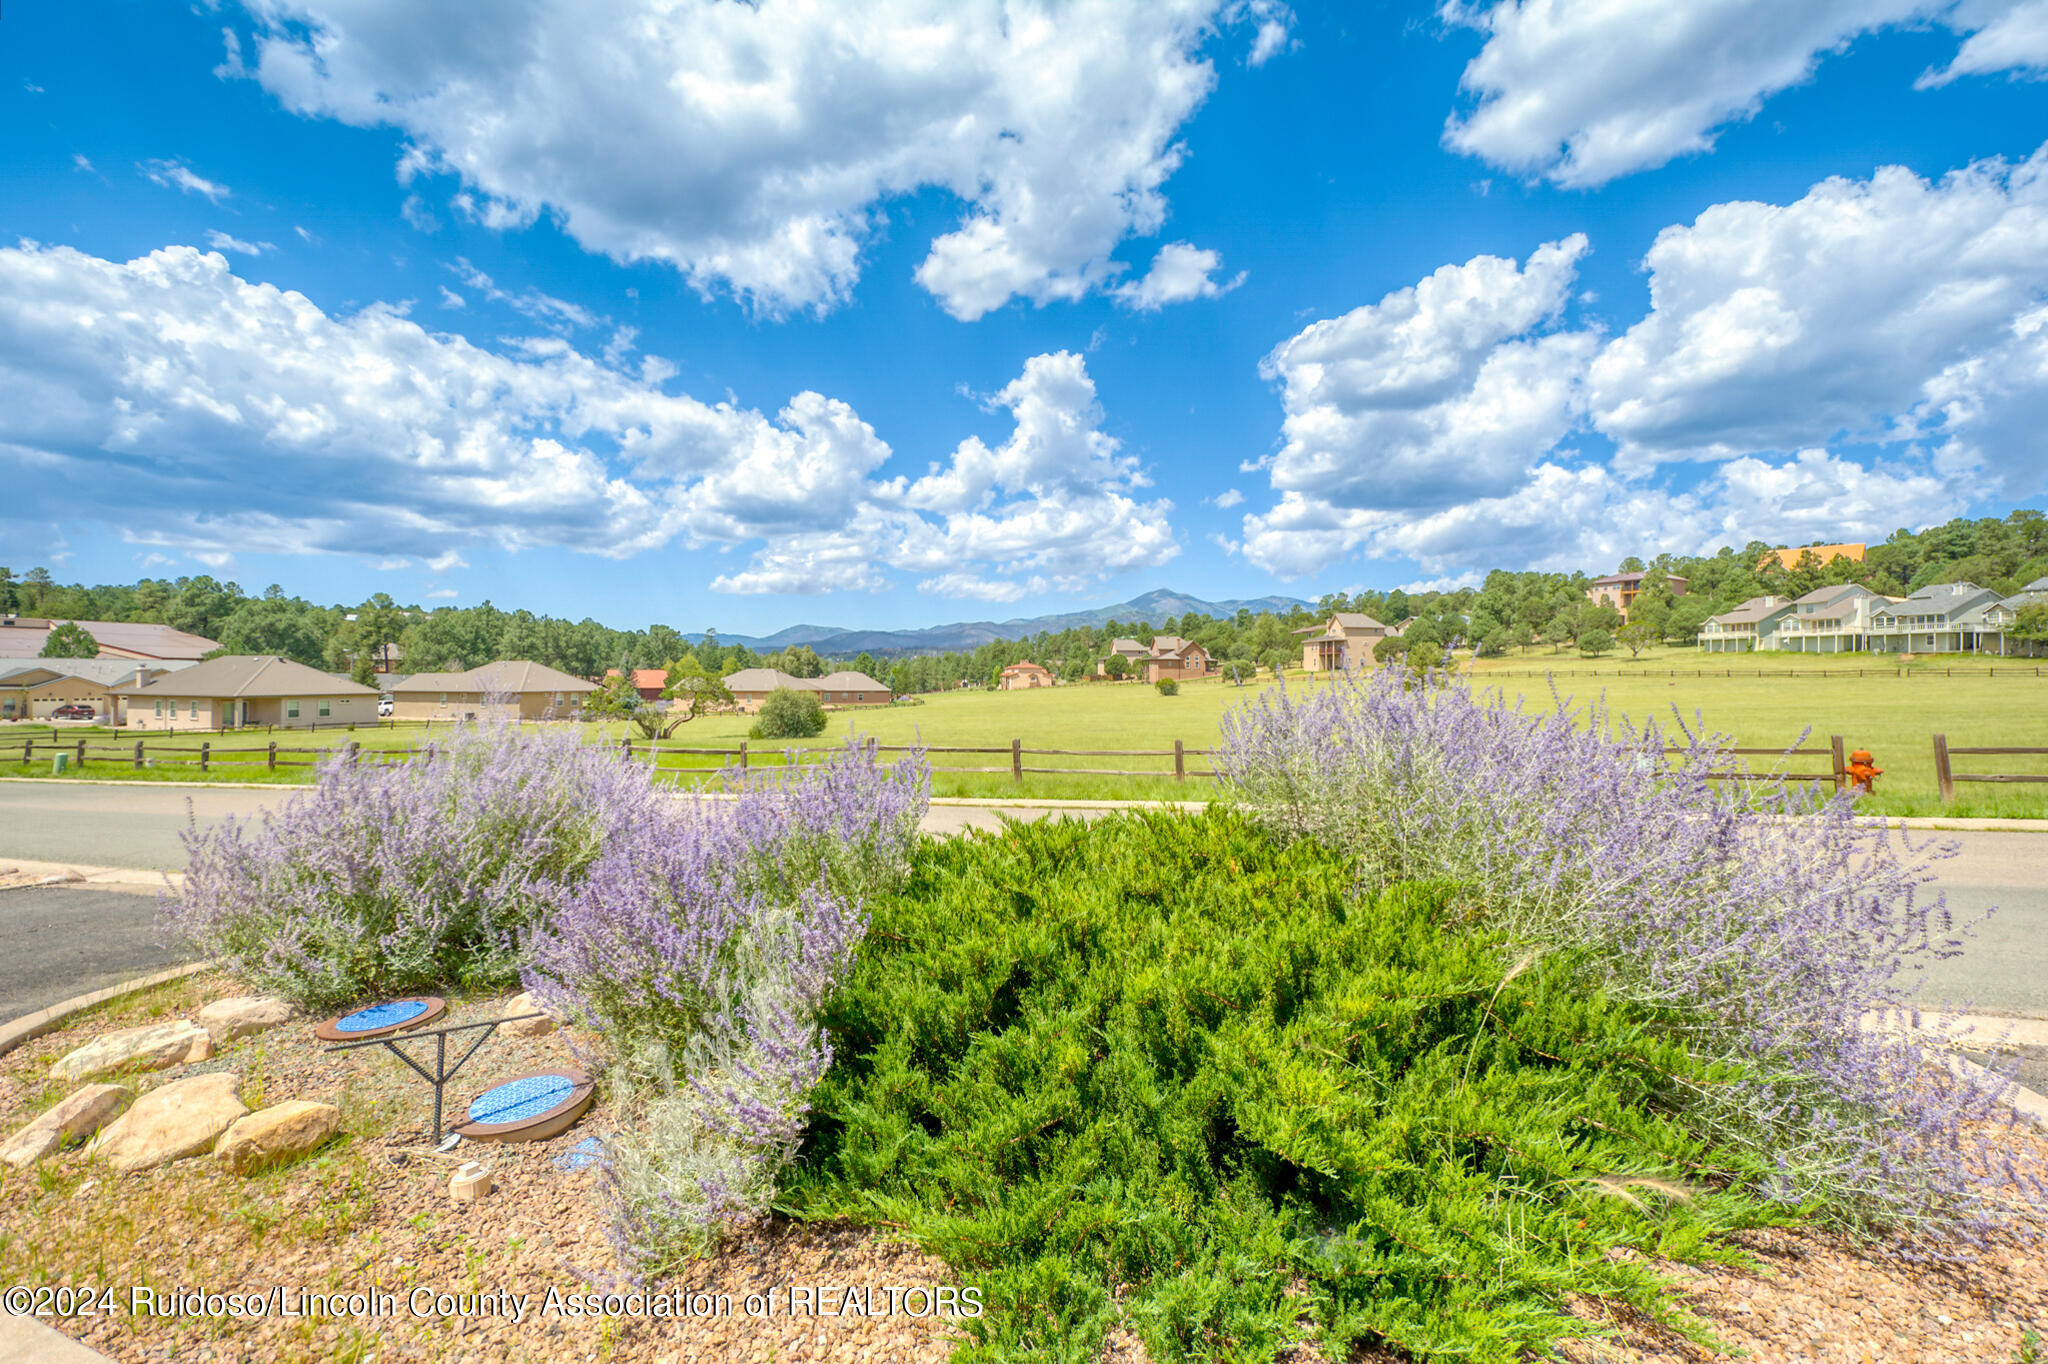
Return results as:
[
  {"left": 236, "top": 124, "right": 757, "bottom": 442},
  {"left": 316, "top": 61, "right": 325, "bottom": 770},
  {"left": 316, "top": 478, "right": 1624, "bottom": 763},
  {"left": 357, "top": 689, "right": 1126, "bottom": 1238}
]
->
[
  {"left": 154, "top": 700, "right": 163, "bottom": 717},
  {"left": 189, "top": 700, "right": 198, "bottom": 718},
  {"left": 287, "top": 700, "right": 299, "bottom": 719},
  {"left": 319, "top": 699, "right": 331, "bottom": 718}
]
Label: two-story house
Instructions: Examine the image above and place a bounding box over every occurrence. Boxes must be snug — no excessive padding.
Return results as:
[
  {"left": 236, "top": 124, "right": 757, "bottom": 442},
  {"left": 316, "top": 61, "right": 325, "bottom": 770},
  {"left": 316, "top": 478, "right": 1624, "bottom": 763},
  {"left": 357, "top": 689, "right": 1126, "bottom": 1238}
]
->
[
  {"left": 1697, "top": 596, "right": 1792, "bottom": 653},
  {"left": 1297, "top": 613, "right": 1395, "bottom": 671},
  {"left": 1867, "top": 582, "right": 2007, "bottom": 654},
  {"left": 1769, "top": 583, "right": 1890, "bottom": 653}
]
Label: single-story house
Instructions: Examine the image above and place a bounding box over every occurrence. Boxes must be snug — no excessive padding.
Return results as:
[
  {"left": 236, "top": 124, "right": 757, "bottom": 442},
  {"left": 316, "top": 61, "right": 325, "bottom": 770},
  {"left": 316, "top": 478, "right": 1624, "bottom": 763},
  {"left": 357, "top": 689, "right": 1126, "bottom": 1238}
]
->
[
  {"left": 0, "top": 615, "right": 220, "bottom": 661},
  {"left": 723, "top": 668, "right": 893, "bottom": 713},
  {"left": 113, "top": 655, "right": 382, "bottom": 730},
  {"left": 0, "top": 659, "right": 193, "bottom": 722},
  {"left": 1299, "top": 613, "right": 1393, "bottom": 671},
  {"left": 1144, "top": 636, "right": 1211, "bottom": 683},
  {"left": 384, "top": 661, "right": 599, "bottom": 722},
  {"left": 999, "top": 661, "right": 1056, "bottom": 690},
  {"left": 605, "top": 668, "right": 670, "bottom": 703}
]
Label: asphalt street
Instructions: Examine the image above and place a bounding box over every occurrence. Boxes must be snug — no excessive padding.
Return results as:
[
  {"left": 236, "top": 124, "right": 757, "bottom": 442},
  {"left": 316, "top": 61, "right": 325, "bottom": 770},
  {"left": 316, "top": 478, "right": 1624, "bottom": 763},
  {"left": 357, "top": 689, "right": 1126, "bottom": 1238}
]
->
[
  {"left": 1, "top": 780, "right": 2041, "bottom": 1017},
  {"left": 0, "top": 886, "right": 193, "bottom": 1024}
]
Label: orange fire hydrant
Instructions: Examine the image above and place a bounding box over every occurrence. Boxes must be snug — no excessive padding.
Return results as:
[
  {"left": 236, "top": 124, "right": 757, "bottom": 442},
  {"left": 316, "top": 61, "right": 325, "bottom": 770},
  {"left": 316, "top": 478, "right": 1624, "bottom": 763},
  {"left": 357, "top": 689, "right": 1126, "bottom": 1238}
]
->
[{"left": 1845, "top": 748, "right": 1882, "bottom": 793}]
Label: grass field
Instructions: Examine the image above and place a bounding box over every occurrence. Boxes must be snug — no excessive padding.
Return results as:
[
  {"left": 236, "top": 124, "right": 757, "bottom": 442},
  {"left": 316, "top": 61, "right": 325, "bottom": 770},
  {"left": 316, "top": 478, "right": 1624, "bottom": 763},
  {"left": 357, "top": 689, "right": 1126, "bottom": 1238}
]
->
[{"left": 3, "top": 649, "right": 2044, "bottom": 814}]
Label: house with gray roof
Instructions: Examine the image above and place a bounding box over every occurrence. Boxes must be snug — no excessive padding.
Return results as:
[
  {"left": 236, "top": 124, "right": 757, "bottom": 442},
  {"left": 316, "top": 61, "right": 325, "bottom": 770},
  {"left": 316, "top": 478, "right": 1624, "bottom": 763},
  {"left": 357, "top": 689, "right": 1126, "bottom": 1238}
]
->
[
  {"left": 384, "top": 660, "right": 599, "bottom": 722},
  {"left": 1971, "top": 577, "right": 2048, "bottom": 658},
  {"left": 1299, "top": 612, "right": 1394, "bottom": 671},
  {"left": 1697, "top": 596, "right": 1792, "bottom": 653},
  {"left": 0, "top": 658, "right": 194, "bottom": 722},
  {"left": 1768, "top": 583, "right": 1891, "bottom": 653},
  {"left": 112, "top": 655, "right": 381, "bottom": 730},
  {"left": 722, "top": 668, "right": 892, "bottom": 713},
  {"left": 1866, "top": 582, "right": 2007, "bottom": 655},
  {"left": 0, "top": 615, "right": 219, "bottom": 661}
]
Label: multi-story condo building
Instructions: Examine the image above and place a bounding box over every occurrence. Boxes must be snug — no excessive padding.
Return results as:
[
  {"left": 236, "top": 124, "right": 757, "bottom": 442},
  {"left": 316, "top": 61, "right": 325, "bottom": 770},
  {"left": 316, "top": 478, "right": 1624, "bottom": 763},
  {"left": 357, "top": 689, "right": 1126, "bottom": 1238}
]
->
[
  {"left": 1768, "top": 583, "right": 1890, "bottom": 653},
  {"left": 1866, "top": 582, "right": 2007, "bottom": 654},
  {"left": 1697, "top": 595, "right": 1791, "bottom": 652}
]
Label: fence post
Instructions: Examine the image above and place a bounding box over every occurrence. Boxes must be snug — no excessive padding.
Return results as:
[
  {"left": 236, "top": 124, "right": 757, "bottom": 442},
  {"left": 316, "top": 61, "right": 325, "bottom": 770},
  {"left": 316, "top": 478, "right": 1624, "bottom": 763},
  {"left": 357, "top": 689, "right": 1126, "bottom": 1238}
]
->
[
  {"left": 348, "top": 740, "right": 360, "bottom": 766},
  {"left": 1012, "top": 737, "right": 1023, "bottom": 785},
  {"left": 133, "top": 740, "right": 143, "bottom": 770},
  {"left": 1933, "top": 733, "right": 1954, "bottom": 804},
  {"left": 1174, "top": 739, "right": 1185, "bottom": 783},
  {"left": 1830, "top": 735, "right": 1846, "bottom": 793},
  {"left": 200, "top": 741, "right": 210, "bottom": 774},
  {"left": 77, "top": 737, "right": 86, "bottom": 771},
  {"left": 267, "top": 741, "right": 277, "bottom": 772},
  {"left": 738, "top": 741, "right": 748, "bottom": 773},
  {"left": 19, "top": 739, "right": 28, "bottom": 766},
  {"left": 622, "top": 736, "right": 633, "bottom": 761}
]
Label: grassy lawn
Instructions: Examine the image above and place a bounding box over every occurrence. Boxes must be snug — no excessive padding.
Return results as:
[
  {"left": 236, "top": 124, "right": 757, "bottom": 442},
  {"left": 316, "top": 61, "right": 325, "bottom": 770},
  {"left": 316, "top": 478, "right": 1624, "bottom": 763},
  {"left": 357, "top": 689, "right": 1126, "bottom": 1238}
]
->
[{"left": 3, "top": 653, "right": 2043, "bottom": 814}]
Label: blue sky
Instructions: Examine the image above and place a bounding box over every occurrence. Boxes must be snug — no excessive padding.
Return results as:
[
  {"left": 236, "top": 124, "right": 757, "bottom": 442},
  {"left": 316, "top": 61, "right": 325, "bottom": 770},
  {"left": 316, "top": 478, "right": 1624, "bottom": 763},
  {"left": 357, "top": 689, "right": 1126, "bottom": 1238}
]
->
[{"left": 4, "top": 1, "right": 2046, "bottom": 633}]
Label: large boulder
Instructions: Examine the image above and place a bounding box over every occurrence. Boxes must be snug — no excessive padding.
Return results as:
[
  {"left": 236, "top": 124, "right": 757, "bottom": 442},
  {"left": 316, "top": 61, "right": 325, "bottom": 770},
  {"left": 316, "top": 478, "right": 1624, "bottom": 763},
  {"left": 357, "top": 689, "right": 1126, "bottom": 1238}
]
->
[
  {"left": 0, "top": 1085, "right": 134, "bottom": 1169},
  {"left": 215, "top": 1101, "right": 342, "bottom": 1175},
  {"left": 499, "top": 991, "right": 558, "bottom": 1038},
  {"left": 196, "top": 997, "right": 296, "bottom": 1044},
  {"left": 50, "top": 1021, "right": 213, "bottom": 1082},
  {"left": 86, "top": 1073, "right": 246, "bottom": 1174}
]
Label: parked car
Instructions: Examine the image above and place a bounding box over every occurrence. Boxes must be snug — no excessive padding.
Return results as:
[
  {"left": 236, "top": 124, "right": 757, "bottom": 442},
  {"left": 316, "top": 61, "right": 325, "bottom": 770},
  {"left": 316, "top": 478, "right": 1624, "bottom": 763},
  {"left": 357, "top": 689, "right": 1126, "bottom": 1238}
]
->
[
  {"left": 51, "top": 703, "right": 96, "bottom": 720},
  {"left": 377, "top": 697, "right": 394, "bottom": 717}
]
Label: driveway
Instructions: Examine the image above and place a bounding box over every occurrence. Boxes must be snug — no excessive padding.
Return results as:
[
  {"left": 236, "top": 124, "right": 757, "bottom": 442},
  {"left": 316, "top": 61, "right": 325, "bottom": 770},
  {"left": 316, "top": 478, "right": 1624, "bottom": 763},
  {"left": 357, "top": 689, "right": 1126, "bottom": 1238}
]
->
[
  {"left": 0, "top": 886, "right": 192, "bottom": 1025},
  {"left": 2, "top": 781, "right": 2042, "bottom": 1015}
]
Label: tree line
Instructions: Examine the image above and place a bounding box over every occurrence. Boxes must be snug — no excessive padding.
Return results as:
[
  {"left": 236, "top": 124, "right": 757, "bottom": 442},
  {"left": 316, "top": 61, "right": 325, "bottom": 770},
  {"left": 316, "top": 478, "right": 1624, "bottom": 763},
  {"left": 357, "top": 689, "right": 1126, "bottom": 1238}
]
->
[{"left": 3, "top": 507, "right": 2040, "bottom": 687}]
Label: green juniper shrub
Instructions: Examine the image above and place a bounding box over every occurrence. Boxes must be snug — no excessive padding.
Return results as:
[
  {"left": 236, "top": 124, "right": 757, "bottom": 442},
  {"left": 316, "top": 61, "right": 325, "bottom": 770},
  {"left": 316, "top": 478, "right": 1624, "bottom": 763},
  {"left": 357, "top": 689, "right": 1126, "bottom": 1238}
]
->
[
  {"left": 748, "top": 686, "right": 827, "bottom": 739},
  {"left": 786, "top": 809, "right": 1783, "bottom": 1364},
  {"left": 1154, "top": 678, "right": 1179, "bottom": 696}
]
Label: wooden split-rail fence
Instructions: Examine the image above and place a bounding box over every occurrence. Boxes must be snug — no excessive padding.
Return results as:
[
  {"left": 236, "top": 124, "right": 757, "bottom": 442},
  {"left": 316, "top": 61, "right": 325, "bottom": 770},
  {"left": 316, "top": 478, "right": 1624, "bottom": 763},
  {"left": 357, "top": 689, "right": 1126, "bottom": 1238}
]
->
[{"left": 8, "top": 733, "right": 2045, "bottom": 803}]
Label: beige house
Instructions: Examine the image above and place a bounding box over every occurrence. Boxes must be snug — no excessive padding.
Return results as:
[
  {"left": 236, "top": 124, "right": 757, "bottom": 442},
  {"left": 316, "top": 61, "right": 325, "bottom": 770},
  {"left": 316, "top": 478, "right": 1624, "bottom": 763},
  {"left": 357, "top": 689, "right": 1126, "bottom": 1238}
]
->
[
  {"left": 999, "top": 661, "right": 1056, "bottom": 690},
  {"left": 0, "top": 659, "right": 194, "bottom": 722},
  {"left": 1585, "top": 572, "right": 1688, "bottom": 623},
  {"left": 723, "top": 668, "right": 892, "bottom": 713},
  {"left": 384, "top": 661, "right": 598, "bottom": 722},
  {"left": 1143, "top": 636, "right": 1211, "bottom": 683},
  {"left": 114, "top": 656, "right": 381, "bottom": 730},
  {"left": 1298, "top": 613, "right": 1396, "bottom": 672}
]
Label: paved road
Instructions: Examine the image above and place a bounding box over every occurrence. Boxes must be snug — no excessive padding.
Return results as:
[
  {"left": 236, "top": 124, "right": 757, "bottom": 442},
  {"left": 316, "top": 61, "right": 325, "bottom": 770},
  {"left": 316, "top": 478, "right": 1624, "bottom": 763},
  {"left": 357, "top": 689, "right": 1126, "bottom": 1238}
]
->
[
  {"left": 0, "top": 887, "right": 193, "bottom": 1024},
  {"left": 1, "top": 781, "right": 2040, "bottom": 1015}
]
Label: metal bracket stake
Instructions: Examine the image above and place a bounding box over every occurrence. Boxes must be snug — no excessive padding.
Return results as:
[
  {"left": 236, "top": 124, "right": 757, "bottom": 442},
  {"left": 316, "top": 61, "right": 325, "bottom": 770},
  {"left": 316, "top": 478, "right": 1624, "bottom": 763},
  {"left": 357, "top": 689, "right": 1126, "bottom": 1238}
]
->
[{"left": 325, "top": 1013, "right": 546, "bottom": 1144}]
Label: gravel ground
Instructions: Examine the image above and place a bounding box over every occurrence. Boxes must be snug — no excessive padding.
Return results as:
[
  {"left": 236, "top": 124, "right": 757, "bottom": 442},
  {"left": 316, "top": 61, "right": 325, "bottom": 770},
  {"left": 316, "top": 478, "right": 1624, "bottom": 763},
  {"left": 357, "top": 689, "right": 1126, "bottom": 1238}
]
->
[{"left": 1, "top": 972, "right": 2043, "bottom": 1363}]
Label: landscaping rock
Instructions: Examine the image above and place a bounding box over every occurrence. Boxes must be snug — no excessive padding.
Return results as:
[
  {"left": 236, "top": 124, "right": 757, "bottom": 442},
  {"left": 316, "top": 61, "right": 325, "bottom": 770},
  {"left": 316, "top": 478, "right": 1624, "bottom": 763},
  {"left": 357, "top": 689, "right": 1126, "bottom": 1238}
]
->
[
  {"left": 197, "top": 996, "right": 296, "bottom": 1044},
  {"left": 50, "top": 1021, "right": 213, "bottom": 1082},
  {"left": 215, "top": 1100, "right": 342, "bottom": 1174},
  {"left": 85, "top": 1073, "right": 246, "bottom": 1174},
  {"left": 0, "top": 1084, "right": 134, "bottom": 1169},
  {"left": 499, "top": 991, "right": 558, "bottom": 1038}
]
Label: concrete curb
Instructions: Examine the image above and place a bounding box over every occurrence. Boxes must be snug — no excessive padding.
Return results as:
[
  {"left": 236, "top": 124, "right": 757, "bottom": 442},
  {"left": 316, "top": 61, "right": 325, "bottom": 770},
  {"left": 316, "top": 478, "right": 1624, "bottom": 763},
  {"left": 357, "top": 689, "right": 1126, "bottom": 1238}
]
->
[
  {"left": 0, "top": 960, "right": 215, "bottom": 1058},
  {"left": 1, "top": 860, "right": 183, "bottom": 894},
  {"left": 1864, "top": 1010, "right": 2048, "bottom": 1132},
  {"left": 0, "top": 1312, "right": 118, "bottom": 1364}
]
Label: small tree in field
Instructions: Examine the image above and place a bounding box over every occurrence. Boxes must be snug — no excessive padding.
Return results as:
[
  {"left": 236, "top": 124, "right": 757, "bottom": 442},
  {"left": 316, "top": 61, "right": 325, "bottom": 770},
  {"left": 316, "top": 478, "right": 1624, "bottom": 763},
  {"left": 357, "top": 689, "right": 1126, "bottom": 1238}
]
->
[
  {"left": 40, "top": 622, "right": 99, "bottom": 658},
  {"left": 1617, "top": 622, "right": 1661, "bottom": 660},
  {"left": 750, "top": 687, "right": 827, "bottom": 739},
  {"left": 1580, "top": 628, "right": 1615, "bottom": 658},
  {"left": 1155, "top": 678, "right": 1179, "bottom": 696},
  {"left": 1105, "top": 654, "right": 1130, "bottom": 681}
]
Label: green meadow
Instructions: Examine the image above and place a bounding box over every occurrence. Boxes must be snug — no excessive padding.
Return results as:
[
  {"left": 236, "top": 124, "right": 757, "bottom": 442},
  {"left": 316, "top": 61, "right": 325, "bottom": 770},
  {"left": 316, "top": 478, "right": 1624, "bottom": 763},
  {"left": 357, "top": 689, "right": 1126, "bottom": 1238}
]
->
[{"left": 3, "top": 648, "right": 2044, "bottom": 814}]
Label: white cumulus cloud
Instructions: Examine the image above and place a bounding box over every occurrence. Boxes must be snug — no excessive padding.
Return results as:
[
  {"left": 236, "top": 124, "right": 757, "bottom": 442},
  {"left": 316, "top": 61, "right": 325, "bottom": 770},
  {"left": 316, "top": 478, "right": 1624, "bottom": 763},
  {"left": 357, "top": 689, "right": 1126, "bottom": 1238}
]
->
[
  {"left": 1112, "top": 242, "right": 1245, "bottom": 311},
  {"left": 226, "top": 0, "right": 1285, "bottom": 319},
  {"left": 0, "top": 242, "right": 1170, "bottom": 598},
  {"left": 1442, "top": 0, "right": 2047, "bottom": 187}
]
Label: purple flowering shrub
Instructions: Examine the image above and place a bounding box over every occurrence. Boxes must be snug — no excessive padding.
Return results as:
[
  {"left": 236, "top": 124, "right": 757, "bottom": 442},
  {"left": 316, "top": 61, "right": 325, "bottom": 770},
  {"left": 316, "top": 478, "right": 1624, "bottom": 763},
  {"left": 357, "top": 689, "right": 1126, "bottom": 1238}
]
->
[
  {"left": 1216, "top": 666, "right": 2046, "bottom": 1256},
  {"left": 161, "top": 721, "right": 668, "bottom": 1011},
  {"left": 523, "top": 742, "right": 928, "bottom": 1271}
]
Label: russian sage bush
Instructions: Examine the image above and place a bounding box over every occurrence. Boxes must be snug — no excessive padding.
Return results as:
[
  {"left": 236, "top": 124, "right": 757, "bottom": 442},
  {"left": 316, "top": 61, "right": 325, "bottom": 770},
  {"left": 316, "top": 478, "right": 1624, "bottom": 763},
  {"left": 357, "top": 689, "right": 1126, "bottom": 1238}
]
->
[
  {"left": 524, "top": 741, "right": 928, "bottom": 1272},
  {"left": 1215, "top": 666, "right": 2046, "bottom": 1256},
  {"left": 161, "top": 721, "right": 667, "bottom": 1010}
]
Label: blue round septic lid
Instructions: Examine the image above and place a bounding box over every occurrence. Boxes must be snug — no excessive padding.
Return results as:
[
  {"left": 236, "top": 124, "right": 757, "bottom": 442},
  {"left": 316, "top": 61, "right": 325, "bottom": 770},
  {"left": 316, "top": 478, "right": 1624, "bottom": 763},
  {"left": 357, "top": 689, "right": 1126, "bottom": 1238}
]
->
[
  {"left": 335, "top": 998, "right": 431, "bottom": 1033},
  {"left": 466, "top": 1073, "right": 576, "bottom": 1126}
]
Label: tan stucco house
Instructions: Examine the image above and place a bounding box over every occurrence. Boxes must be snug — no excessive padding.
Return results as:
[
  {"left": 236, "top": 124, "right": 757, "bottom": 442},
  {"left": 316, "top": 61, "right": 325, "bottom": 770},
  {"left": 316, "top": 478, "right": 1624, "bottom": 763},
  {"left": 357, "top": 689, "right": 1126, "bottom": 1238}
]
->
[
  {"left": 999, "top": 661, "right": 1056, "bottom": 690},
  {"left": 0, "top": 659, "right": 193, "bottom": 722},
  {"left": 114, "top": 656, "right": 381, "bottom": 730},
  {"left": 0, "top": 615, "right": 219, "bottom": 661},
  {"left": 1143, "top": 636, "right": 1211, "bottom": 683},
  {"left": 723, "top": 668, "right": 893, "bottom": 713},
  {"left": 1298, "top": 613, "right": 1397, "bottom": 672},
  {"left": 384, "top": 661, "right": 598, "bottom": 722}
]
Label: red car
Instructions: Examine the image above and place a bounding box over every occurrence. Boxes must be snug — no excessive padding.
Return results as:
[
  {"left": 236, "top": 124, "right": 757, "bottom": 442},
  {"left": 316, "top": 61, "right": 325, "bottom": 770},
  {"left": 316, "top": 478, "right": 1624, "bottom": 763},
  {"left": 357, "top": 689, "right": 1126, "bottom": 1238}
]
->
[{"left": 51, "top": 703, "right": 96, "bottom": 720}]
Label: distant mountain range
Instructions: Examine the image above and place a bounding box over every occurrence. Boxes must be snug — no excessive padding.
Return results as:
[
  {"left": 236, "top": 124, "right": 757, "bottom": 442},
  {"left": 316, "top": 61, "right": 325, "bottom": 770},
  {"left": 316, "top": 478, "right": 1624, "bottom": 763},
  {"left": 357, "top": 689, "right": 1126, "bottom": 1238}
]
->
[{"left": 694, "top": 588, "right": 1312, "bottom": 657}]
